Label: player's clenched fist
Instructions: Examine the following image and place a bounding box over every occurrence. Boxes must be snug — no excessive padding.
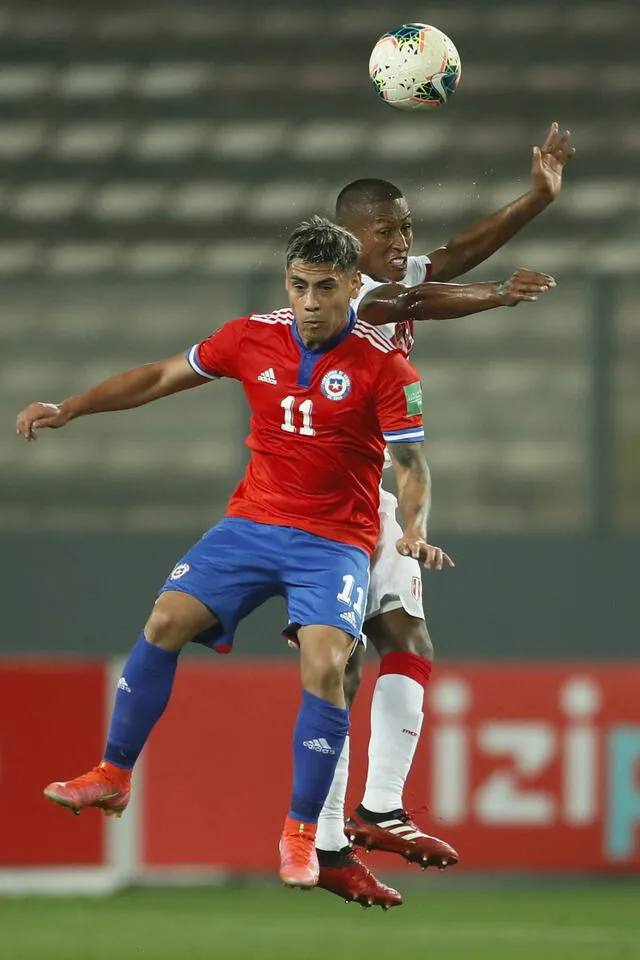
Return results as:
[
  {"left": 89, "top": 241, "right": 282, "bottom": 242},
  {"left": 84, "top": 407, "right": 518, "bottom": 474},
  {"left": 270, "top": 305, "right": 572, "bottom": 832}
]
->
[
  {"left": 494, "top": 269, "right": 556, "bottom": 306},
  {"left": 396, "top": 537, "right": 455, "bottom": 570},
  {"left": 16, "top": 402, "right": 69, "bottom": 440}
]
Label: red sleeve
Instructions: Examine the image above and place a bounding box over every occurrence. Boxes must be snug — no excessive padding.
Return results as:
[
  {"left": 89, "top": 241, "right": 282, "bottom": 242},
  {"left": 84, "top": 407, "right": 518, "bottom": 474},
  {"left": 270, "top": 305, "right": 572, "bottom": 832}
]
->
[
  {"left": 185, "top": 317, "right": 246, "bottom": 381},
  {"left": 374, "top": 352, "right": 425, "bottom": 445}
]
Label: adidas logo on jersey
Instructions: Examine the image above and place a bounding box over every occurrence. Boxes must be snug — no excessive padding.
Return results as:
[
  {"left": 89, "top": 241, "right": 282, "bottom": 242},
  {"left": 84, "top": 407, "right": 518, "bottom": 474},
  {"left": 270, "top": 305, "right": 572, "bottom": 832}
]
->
[
  {"left": 257, "top": 368, "right": 277, "bottom": 384},
  {"left": 303, "top": 737, "right": 335, "bottom": 755}
]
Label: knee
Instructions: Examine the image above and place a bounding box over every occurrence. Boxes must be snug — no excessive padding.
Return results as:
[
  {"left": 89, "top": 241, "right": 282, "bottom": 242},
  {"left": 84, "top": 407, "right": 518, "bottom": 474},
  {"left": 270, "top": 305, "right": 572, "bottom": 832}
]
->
[
  {"left": 368, "top": 610, "right": 434, "bottom": 662},
  {"left": 300, "top": 638, "right": 349, "bottom": 704},
  {"left": 343, "top": 649, "right": 363, "bottom": 707},
  {"left": 303, "top": 648, "right": 345, "bottom": 691},
  {"left": 144, "top": 601, "right": 194, "bottom": 652}
]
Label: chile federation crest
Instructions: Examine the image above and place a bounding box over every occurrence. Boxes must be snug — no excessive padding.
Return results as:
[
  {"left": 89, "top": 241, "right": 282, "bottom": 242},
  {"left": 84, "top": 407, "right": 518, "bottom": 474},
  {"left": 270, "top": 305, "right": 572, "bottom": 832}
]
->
[{"left": 321, "top": 369, "right": 351, "bottom": 401}]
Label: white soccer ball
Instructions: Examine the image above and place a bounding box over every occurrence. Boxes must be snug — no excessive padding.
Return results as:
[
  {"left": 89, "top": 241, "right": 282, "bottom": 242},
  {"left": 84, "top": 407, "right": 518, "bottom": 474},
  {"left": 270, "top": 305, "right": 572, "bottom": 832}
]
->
[{"left": 369, "top": 23, "right": 461, "bottom": 111}]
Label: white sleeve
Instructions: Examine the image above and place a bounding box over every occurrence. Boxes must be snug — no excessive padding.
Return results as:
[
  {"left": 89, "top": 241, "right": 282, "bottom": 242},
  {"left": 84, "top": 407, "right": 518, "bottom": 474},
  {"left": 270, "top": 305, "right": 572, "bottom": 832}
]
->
[
  {"left": 351, "top": 272, "right": 382, "bottom": 313},
  {"left": 406, "top": 255, "right": 431, "bottom": 285}
]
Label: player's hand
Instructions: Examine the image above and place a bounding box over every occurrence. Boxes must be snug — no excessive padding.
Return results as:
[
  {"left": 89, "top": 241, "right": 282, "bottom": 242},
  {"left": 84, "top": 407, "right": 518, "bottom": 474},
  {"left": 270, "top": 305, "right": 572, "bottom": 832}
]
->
[
  {"left": 396, "top": 537, "right": 455, "bottom": 570},
  {"left": 494, "top": 268, "right": 556, "bottom": 307},
  {"left": 531, "top": 122, "right": 576, "bottom": 201},
  {"left": 16, "top": 402, "right": 69, "bottom": 440}
]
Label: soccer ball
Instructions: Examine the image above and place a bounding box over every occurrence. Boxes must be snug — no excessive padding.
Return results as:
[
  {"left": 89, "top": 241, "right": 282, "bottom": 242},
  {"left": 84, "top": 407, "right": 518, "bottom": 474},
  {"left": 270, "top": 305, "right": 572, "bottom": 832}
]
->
[{"left": 369, "top": 23, "right": 461, "bottom": 111}]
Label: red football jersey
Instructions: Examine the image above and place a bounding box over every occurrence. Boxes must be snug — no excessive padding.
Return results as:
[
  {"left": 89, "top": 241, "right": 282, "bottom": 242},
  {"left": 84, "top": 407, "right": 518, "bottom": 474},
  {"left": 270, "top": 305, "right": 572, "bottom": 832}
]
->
[{"left": 187, "top": 308, "right": 424, "bottom": 555}]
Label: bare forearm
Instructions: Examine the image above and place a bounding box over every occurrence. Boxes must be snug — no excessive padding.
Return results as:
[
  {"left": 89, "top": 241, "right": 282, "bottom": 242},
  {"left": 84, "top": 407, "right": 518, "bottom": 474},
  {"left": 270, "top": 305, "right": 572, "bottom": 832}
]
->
[
  {"left": 391, "top": 447, "right": 431, "bottom": 540},
  {"left": 17, "top": 352, "right": 209, "bottom": 439},
  {"left": 361, "top": 280, "right": 503, "bottom": 325},
  {"left": 61, "top": 362, "right": 183, "bottom": 421},
  {"left": 430, "top": 190, "right": 551, "bottom": 281}
]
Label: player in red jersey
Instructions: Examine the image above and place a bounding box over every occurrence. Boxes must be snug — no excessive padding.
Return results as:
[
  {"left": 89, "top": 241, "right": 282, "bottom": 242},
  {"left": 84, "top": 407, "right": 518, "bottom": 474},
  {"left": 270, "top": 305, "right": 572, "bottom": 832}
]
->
[
  {"left": 313, "top": 123, "right": 575, "bottom": 900},
  {"left": 16, "top": 216, "right": 446, "bottom": 901}
]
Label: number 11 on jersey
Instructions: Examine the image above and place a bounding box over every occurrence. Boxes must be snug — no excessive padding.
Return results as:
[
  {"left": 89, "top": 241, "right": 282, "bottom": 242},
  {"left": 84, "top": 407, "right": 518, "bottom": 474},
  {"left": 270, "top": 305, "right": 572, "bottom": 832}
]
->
[{"left": 280, "top": 396, "right": 315, "bottom": 436}]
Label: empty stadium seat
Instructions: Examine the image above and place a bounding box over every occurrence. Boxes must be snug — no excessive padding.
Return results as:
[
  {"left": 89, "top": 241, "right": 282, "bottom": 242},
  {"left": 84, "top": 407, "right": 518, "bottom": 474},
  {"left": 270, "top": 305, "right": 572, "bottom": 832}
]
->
[{"left": 0, "top": 0, "right": 636, "bottom": 530}]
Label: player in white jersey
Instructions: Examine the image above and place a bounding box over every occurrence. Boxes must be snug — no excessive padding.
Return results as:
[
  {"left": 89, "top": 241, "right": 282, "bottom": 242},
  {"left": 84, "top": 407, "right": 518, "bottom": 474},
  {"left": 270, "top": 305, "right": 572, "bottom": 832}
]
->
[{"left": 315, "top": 123, "right": 575, "bottom": 906}]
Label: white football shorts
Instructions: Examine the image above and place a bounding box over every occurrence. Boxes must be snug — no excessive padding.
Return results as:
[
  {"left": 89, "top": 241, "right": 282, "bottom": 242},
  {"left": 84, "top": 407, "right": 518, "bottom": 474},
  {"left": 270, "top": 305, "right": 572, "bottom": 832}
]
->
[{"left": 364, "top": 487, "right": 425, "bottom": 622}]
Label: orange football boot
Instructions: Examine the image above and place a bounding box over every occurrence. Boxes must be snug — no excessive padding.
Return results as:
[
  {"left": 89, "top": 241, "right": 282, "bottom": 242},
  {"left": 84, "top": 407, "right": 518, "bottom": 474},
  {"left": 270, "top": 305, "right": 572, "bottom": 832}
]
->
[
  {"left": 279, "top": 817, "right": 319, "bottom": 889},
  {"left": 43, "top": 762, "right": 131, "bottom": 817}
]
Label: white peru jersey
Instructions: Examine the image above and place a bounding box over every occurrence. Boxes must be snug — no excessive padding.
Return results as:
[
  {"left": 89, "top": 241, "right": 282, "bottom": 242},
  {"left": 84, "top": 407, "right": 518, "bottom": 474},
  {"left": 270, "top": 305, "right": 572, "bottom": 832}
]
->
[
  {"left": 351, "top": 255, "right": 431, "bottom": 357},
  {"left": 351, "top": 255, "right": 431, "bottom": 470}
]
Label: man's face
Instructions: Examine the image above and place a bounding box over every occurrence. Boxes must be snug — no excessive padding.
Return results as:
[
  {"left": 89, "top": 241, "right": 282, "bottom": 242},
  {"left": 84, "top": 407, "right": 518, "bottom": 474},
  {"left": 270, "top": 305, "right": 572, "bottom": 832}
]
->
[
  {"left": 285, "top": 261, "right": 361, "bottom": 347},
  {"left": 350, "top": 198, "right": 413, "bottom": 282}
]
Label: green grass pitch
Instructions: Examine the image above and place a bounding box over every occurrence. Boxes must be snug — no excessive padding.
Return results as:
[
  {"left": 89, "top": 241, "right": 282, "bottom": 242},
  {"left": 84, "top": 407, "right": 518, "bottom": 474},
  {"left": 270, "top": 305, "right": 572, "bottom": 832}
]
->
[{"left": 1, "top": 883, "right": 639, "bottom": 960}]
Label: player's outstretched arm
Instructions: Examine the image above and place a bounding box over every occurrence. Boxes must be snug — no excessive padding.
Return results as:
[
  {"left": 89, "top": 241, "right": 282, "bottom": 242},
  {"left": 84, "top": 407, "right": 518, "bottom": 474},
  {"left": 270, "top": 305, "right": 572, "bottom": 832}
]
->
[
  {"left": 425, "top": 122, "right": 575, "bottom": 282},
  {"left": 16, "top": 353, "right": 207, "bottom": 440},
  {"left": 387, "top": 440, "right": 454, "bottom": 571},
  {"left": 358, "top": 268, "right": 556, "bottom": 326}
]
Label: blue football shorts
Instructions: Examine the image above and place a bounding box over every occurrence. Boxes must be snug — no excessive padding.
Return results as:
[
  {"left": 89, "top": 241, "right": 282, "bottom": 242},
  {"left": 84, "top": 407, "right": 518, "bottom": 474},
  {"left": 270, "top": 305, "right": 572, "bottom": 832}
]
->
[{"left": 157, "top": 517, "right": 370, "bottom": 654}]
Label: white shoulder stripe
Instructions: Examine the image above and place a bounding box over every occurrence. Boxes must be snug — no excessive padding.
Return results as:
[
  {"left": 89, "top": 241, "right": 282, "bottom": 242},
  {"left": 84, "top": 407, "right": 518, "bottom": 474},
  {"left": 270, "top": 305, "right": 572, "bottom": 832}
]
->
[
  {"left": 356, "top": 323, "right": 397, "bottom": 350},
  {"left": 352, "top": 327, "right": 395, "bottom": 354},
  {"left": 187, "top": 345, "right": 219, "bottom": 380},
  {"left": 251, "top": 316, "right": 293, "bottom": 325},
  {"left": 252, "top": 307, "right": 292, "bottom": 316},
  {"left": 250, "top": 309, "right": 293, "bottom": 325},
  {"left": 354, "top": 319, "right": 395, "bottom": 351}
]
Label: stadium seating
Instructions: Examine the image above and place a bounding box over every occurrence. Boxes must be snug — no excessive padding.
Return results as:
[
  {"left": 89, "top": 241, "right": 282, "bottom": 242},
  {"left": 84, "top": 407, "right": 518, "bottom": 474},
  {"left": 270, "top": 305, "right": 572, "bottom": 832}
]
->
[{"left": 1, "top": 1, "right": 637, "bottom": 529}]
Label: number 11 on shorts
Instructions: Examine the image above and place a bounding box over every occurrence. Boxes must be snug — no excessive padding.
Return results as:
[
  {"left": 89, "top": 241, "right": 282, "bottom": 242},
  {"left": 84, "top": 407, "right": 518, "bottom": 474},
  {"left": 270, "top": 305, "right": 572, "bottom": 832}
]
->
[{"left": 337, "top": 574, "right": 364, "bottom": 614}]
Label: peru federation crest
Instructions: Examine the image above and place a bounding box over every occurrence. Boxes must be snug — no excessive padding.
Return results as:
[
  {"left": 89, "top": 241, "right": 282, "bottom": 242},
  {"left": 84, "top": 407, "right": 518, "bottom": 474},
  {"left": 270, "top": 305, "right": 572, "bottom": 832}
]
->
[{"left": 321, "top": 369, "right": 351, "bottom": 401}]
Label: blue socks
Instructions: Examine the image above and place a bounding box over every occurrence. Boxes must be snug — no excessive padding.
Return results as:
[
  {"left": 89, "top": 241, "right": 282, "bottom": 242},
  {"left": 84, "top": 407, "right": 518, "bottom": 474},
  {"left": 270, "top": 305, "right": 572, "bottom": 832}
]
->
[
  {"left": 104, "top": 635, "right": 179, "bottom": 770},
  {"left": 290, "top": 690, "right": 350, "bottom": 823},
  {"left": 103, "top": 636, "right": 350, "bottom": 821}
]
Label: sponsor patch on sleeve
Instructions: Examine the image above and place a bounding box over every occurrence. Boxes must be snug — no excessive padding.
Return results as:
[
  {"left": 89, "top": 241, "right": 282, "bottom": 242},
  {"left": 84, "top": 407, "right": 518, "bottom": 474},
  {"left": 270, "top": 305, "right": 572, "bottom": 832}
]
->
[{"left": 403, "top": 381, "right": 423, "bottom": 416}]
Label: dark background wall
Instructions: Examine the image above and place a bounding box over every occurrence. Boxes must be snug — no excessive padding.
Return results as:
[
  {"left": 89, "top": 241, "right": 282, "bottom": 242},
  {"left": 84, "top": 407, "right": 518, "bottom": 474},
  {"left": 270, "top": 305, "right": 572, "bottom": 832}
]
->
[{"left": 1, "top": 532, "right": 634, "bottom": 659}]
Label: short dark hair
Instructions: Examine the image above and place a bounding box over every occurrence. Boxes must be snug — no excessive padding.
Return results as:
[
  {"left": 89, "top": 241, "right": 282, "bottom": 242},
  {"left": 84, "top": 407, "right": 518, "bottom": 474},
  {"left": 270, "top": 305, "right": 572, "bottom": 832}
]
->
[
  {"left": 286, "top": 215, "right": 360, "bottom": 272},
  {"left": 335, "top": 178, "right": 404, "bottom": 224}
]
